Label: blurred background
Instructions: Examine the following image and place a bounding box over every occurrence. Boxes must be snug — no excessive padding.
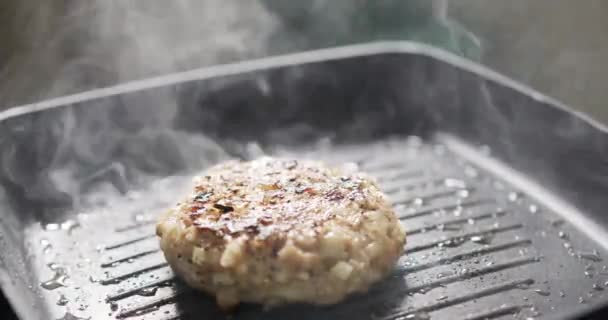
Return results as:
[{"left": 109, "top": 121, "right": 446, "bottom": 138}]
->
[{"left": 0, "top": 0, "right": 607, "bottom": 122}]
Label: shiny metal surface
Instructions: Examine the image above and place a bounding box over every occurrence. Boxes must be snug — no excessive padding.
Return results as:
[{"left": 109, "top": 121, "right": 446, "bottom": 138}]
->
[{"left": 1, "top": 42, "right": 608, "bottom": 319}]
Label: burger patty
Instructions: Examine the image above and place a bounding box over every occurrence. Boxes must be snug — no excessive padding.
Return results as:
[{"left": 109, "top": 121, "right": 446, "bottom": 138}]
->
[{"left": 156, "top": 157, "right": 406, "bottom": 309}]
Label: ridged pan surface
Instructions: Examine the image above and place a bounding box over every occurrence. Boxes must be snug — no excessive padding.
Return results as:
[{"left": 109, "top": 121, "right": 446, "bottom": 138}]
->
[{"left": 26, "top": 136, "right": 608, "bottom": 320}]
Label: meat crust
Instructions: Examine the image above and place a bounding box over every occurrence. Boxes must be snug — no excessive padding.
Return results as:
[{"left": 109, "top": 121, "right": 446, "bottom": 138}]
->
[{"left": 156, "top": 157, "right": 405, "bottom": 309}]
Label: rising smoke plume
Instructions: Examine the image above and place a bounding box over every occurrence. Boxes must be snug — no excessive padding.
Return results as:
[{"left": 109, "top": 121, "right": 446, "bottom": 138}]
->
[{"left": 0, "top": 0, "right": 278, "bottom": 107}]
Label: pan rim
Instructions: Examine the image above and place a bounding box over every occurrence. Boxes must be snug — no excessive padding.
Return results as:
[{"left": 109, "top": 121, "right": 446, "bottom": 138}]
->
[{"left": 1, "top": 41, "right": 606, "bottom": 135}]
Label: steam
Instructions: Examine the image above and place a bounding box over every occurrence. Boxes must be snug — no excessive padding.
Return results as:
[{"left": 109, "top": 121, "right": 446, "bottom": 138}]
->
[
  {"left": 0, "top": 0, "right": 284, "bottom": 218},
  {"left": 0, "top": 1, "right": 469, "bottom": 218},
  {"left": 0, "top": 0, "right": 464, "bottom": 106},
  {"left": 0, "top": 0, "right": 278, "bottom": 106}
]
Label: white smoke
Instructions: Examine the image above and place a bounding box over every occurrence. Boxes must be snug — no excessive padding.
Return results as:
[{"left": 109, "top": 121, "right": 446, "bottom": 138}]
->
[{"left": 0, "top": 0, "right": 278, "bottom": 107}]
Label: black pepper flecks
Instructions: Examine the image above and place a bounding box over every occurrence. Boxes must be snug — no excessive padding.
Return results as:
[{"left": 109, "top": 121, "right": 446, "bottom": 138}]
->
[
  {"left": 213, "top": 203, "right": 234, "bottom": 213},
  {"left": 325, "top": 189, "right": 344, "bottom": 201}
]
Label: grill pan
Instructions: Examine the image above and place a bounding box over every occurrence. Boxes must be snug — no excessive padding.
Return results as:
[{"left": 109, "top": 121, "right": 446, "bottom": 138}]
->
[{"left": 1, "top": 42, "right": 608, "bottom": 320}]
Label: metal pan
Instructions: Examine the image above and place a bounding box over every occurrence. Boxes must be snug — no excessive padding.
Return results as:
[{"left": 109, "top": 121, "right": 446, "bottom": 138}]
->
[{"left": 1, "top": 42, "right": 608, "bottom": 320}]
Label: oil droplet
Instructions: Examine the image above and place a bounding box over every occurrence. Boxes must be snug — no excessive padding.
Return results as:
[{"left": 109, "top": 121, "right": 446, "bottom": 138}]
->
[
  {"left": 534, "top": 289, "right": 551, "bottom": 296},
  {"left": 584, "top": 271, "right": 594, "bottom": 278},
  {"left": 457, "top": 190, "right": 470, "bottom": 198},
  {"left": 559, "top": 291, "right": 566, "bottom": 297},
  {"left": 56, "top": 312, "right": 90, "bottom": 320},
  {"left": 452, "top": 207, "right": 463, "bottom": 217},
  {"left": 529, "top": 306, "right": 541, "bottom": 317},
  {"left": 437, "top": 295, "right": 448, "bottom": 301},
  {"left": 593, "top": 283, "right": 604, "bottom": 291},
  {"left": 404, "top": 312, "right": 431, "bottom": 320},
  {"left": 436, "top": 271, "right": 454, "bottom": 279},
  {"left": 518, "top": 248, "right": 530, "bottom": 256},
  {"left": 470, "top": 234, "right": 494, "bottom": 245},
  {"left": 467, "top": 219, "right": 475, "bottom": 225},
  {"left": 529, "top": 204, "right": 539, "bottom": 214},
  {"left": 577, "top": 251, "right": 602, "bottom": 262},
  {"left": 437, "top": 238, "right": 466, "bottom": 249},
  {"left": 137, "top": 287, "right": 158, "bottom": 297},
  {"left": 56, "top": 294, "right": 68, "bottom": 306},
  {"left": 41, "top": 263, "right": 69, "bottom": 290},
  {"left": 558, "top": 231, "right": 568, "bottom": 240},
  {"left": 507, "top": 192, "right": 521, "bottom": 202},
  {"left": 578, "top": 296, "right": 586, "bottom": 304}
]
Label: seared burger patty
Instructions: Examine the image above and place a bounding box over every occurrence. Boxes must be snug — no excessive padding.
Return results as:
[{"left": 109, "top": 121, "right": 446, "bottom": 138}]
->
[{"left": 156, "top": 157, "right": 405, "bottom": 309}]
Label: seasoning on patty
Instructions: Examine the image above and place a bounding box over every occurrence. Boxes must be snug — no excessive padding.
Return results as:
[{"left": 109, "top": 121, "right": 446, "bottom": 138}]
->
[{"left": 156, "top": 157, "right": 405, "bottom": 309}]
